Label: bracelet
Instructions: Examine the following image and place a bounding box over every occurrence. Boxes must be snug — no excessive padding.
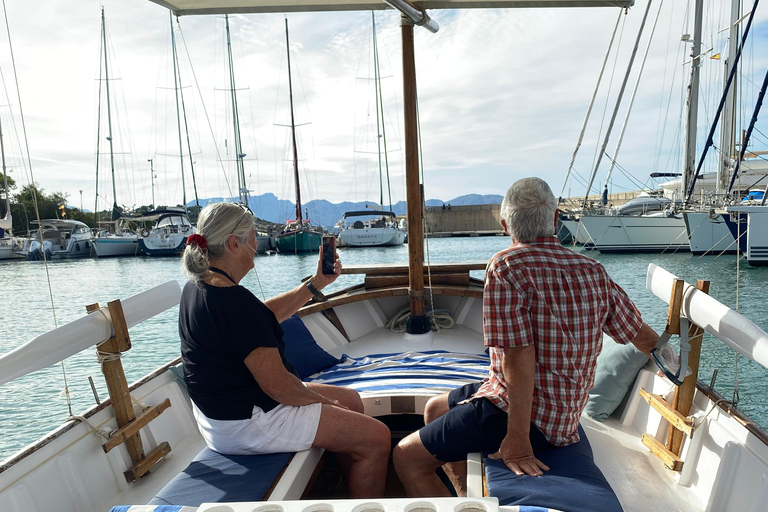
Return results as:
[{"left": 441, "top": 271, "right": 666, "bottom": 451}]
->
[{"left": 305, "top": 281, "right": 327, "bottom": 302}]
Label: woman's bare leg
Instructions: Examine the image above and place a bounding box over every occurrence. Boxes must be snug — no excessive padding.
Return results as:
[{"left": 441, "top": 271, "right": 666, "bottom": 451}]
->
[{"left": 308, "top": 383, "right": 390, "bottom": 498}]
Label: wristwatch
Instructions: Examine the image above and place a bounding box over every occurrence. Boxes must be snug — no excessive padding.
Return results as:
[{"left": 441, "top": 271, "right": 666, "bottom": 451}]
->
[{"left": 305, "top": 280, "right": 327, "bottom": 302}]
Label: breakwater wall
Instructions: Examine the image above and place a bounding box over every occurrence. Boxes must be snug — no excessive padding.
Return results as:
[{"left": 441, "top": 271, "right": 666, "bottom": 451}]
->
[{"left": 420, "top": 191, "right": 642, "bottom": 237}]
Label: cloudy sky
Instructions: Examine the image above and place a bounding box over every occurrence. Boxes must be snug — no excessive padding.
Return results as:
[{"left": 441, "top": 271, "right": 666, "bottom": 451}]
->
[{"left": 0, "top": 0, "right": 766, "bottom": 213}]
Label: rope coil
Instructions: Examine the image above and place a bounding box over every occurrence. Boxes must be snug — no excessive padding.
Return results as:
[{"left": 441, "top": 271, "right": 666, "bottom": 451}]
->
[{"left": 386, "top": 307, "right": 455, "bottom": 333}]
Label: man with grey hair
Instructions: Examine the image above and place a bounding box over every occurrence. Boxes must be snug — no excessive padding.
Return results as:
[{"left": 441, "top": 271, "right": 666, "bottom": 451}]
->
[{"left": 393, "top": 177, "right": 658, "bottom": 497}]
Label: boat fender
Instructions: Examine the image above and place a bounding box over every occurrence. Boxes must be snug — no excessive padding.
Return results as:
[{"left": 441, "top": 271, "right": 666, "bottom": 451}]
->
[
  {"left": 140, "top": 228, "right": 150, "bottom": 237},
  {"left": 75, "top": 242, "right": 80, "bottom": 251}
]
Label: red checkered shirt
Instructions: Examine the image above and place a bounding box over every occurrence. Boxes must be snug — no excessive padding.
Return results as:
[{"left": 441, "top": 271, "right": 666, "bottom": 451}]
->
[{"left": 472, "top": 237, "right": 642, "bottom": 446}]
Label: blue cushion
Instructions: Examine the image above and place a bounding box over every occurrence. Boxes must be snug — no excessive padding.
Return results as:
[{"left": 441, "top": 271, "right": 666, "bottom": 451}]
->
[
  {"left": 585, "top": 335, "right": 648, "bottom": 422},
  {"left": 484, "top": 425, "right": 623, "bottom": 512},
  {"left": 281, "top": 314, "right": 343, "bottom": 379},
  {"left": 149, "top": 448, "right": 292, "bottom": 506}
]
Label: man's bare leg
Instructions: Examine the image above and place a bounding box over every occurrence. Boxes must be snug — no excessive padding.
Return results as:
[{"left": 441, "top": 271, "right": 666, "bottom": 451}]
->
[
  {"left": 424, "top": 393, "right": 468, "bottom": 496},
  {"left": 393, "top": 431, "right": 452, "bottom": 497}
]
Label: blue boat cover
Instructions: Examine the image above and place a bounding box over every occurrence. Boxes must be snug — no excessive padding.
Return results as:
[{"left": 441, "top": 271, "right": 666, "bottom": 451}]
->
[
  {"left": 111, "top": 507, "right": 197, "bottom": 512},
  {"left": 484, "top": 425, "right": 623, "bottom": 512},
  {"left": 148, "top": 448, "right": 292, "bottom": 506},
  {"left": 305, "top": 350, "right": 490, "bottom": 395}
]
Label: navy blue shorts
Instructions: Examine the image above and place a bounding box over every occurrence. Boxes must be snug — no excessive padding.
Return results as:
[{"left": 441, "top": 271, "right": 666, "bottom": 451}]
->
[{"left": 419, "top": 382, "right": 555, "bottom": 463}]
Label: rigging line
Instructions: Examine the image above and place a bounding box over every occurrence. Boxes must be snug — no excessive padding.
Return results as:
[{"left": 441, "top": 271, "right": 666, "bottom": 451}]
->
[
  {"left": 560, "top": 9, "right": 622, "bottom": 200},
  {"left": 3, "top": 0, "right": 70, "bottom": 415},
  {"left": 652, "top": 1, "right": 683, "bottom": 172},
  {"left": 177, "top": 20, "right": 234, "bottom": 200},
  {"left": 171, "top": 13, "right": 200, "bottom": 210},
  {"left": 729, "top": 66, "right": 768, "bottom": 197},
  {"left": 589, "top": 12, "right": 627, "bottom": 189},
  {"left": 603, "top": 0, "right": 666, "bottom": 189},
  {"left": 583, "top": 0, "right": 654, "bottom": 204},
  {"left": 687, "top": 0, "right": 761, "bottom": 200}
]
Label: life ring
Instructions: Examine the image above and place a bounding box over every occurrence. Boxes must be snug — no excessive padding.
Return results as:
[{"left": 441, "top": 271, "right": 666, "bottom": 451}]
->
[{"left": 140, "top": 228, "right": 151, "bottom": 238}]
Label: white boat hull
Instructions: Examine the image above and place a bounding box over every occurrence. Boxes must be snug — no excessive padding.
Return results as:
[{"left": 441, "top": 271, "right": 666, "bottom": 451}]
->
[
  {"left": 0, "top": 239, "right": 22, "bottom": 260},
  {"left": 93, "top": 235, "right": 141, "bottom": 257},
  {"left": 579, "top": 214, "right": 690, "bottom": 253},
  {"left": 339, "top": 226, "right": 406, "bottom": 247},
  {"left": 683, "top": 210, "right": 736, "bottom": 255},
  {"left": 561, "top": 219, "right": 592, "bottom": 245}
]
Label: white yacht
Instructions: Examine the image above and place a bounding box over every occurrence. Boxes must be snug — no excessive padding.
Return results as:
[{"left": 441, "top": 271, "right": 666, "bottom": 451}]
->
[
  {"left": 92, "top": 218, "right": 141, "bottom": 257},
  {"left": 338, "top": 210, "right": 406, "bottom": 247},
  {"left": 137, "top": 208, "right": 195, "bottom": 256},
  {"left": 18, "top": 219, "right": 93, "bottom": 260}
]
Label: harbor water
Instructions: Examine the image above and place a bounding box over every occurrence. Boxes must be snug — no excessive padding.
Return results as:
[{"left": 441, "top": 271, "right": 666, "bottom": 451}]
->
[{"left": 1, "top": 236, "right": 768, "bottom": 460}]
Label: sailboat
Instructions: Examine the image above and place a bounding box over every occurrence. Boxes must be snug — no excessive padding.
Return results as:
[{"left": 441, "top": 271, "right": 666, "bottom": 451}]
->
[
  {"left": 338, "top": 13, "right": 406, "bottom": 248},
  {"left": 578, "top": 0, "right": 699, "bottom": 254},
  {"left": 274, "top": 18, "right": 323, "bottom": 254},
  {"left": 139, "top": 12, "right": 199, "bottom": 257},
  {"left": 221, "top": 14, "right": 271, "bottom": 253},
  {"left": 3, "top": 3, "right": 768, "bottom": 512},
  {"left": 92, "top": 8, "right": 141, "bottom": 258}
]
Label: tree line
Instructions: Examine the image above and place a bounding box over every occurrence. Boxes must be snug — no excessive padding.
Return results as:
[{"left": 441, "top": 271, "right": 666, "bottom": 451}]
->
[{"left": 1, "top": 173, "right": 200, "bottom": 235}]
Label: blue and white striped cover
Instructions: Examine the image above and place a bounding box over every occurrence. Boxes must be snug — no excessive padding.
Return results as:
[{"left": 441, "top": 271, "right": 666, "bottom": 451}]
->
[
  {"left": 109, "top": 507, "right": 197, "bottom": 512},
  {"left": 305, "top": 350, "right": 490, "bottom": 396}
]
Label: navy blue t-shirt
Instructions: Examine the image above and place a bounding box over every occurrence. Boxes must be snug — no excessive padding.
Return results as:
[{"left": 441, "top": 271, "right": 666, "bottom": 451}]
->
[{"left": 179, "top": 280, "right": 298, "bottom": 420}]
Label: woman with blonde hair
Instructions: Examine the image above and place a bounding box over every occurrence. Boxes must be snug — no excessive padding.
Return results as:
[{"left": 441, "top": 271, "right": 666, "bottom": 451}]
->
[{"left": 180, "top": 202, "right": 391, "bottom": 497}]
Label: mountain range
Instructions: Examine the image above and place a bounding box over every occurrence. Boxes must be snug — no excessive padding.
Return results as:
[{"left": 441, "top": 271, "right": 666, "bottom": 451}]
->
[{"left": 189, "top": 193, "right": 503, "bottom": 227}]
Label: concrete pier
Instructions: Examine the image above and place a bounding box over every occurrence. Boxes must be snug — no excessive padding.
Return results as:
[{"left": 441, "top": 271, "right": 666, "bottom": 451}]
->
[
  {"left": 420, "top": 191, "right": 643, "bottom": 238},
  {"left": 424, "top": 204, "right": 504, "bottom": 237}
]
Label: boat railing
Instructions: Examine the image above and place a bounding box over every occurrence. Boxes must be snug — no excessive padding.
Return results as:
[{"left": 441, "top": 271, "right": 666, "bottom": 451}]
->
[
  {"left": 646, "top": 264, "right": 768, "bottom": 370},
  {"left": 0, "top": 281, "right": 182, "bottom": 387}
]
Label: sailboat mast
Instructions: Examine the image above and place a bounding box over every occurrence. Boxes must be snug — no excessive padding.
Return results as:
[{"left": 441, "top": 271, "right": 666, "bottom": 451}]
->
[
  {"left": 682, "top": 0, "right": 703, "bottom": 200},
  {"left": 225, "top": 15, "right": 248, "bottom": 206},
  {"left": 171, "top": 13, "right": 200, "bottom": 211},
  {"left": 101, "top": 8, "right": 118, "bottom": 218},
  {"left": 401, "top": 18, "right": 428, "bottom": 333},
  {"left": 171, "top": 12, "right": 189, "bottom": 212},
  {"left": 372, "top": 13, "right": 393, "bottom": 211},
  {"left": 374, "top": 14, "right": 384, "bottom": 208},
  {"left": 285, "top": 18, "right": 302, "bottom": 224},
  {"left": 718, "top": 0, "right": 740, "bottom": 195}
]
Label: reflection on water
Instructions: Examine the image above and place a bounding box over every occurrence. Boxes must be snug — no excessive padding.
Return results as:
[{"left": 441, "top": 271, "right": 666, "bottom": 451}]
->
[{"left": 1, "top": 237, "right": 767, "bottom": 459}]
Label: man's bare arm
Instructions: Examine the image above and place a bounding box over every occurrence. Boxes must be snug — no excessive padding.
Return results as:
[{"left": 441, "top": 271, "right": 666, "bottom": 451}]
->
[
  {"left": 630, "top": 322, "right": 660, "bottom": 357},
  {"left": 488, "top": 346, "right": 550, "bottom": 476}
]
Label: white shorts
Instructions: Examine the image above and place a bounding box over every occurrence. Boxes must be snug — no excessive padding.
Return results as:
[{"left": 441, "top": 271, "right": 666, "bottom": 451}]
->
[{"left": 192, "top": 401, "right": 323, "bottom": 455}]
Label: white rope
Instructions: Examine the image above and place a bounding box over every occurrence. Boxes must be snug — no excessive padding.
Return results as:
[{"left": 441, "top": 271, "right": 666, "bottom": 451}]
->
[
  {"left": 68, "top": 415, "right": 111, "bottom": 442},
  {"left": 386, "top": 307, "right": 455, "bottom": 333}
]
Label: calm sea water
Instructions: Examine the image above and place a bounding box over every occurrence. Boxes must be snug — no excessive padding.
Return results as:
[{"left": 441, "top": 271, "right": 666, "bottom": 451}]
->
[{"left": 1, "top": 237, "right": 767, "bottom": 460}]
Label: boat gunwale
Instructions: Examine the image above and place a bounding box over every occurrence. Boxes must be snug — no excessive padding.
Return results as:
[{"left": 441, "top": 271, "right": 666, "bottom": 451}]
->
[{"left": 0, "top": 356, "right": 182, "bottom": 475}]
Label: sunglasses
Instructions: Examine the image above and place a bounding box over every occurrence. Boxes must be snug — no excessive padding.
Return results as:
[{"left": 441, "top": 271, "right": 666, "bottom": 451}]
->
[{"left": 230, "top": 203, "right": 254, "bottom": 237}]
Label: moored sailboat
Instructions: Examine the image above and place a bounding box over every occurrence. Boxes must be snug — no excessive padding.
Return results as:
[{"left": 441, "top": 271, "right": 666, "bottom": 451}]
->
[
  {"left": 338, "top": 13, "right": 405, "bottom": 249},
  {"left": 274, "top": 18, "right": 322, "bottom": 254},
  {"left": 92, "top": 8, "right": 141, "bottom": 258}
]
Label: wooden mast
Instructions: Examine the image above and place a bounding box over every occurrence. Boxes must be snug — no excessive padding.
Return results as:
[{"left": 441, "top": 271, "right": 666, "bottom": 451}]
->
[{"left": 401, "top": 17, "right": 428, "bottom": 334}]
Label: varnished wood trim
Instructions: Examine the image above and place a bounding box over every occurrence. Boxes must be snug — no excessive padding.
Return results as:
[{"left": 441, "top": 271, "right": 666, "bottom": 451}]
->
[
  {"left": 341, "top": 261, "right": 488, "bottom": 275},
  {"left": 297, "top": 284, "right": 484, "bottom": 317},
  {"left": 695, "top": 380, "right": 768, "bottom": 446}
]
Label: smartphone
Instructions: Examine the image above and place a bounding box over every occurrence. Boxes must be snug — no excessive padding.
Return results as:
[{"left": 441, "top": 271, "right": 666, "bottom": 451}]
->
[{"left": 321, "top": 236, "right": 336, "bottom": 275}]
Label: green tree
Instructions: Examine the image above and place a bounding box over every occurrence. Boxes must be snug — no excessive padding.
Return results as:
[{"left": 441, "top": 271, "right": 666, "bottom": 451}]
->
[{"left": 11, "top": 184, "right": 74, "bottom": 234}]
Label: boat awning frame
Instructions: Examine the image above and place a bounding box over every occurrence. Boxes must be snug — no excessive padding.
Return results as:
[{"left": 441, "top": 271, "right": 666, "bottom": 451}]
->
[
  {"left": 343, "top": 210, "right": 398, "bottom": 218},
  {"left": 148, "top": 0, "right": 633, "bottom": 16}
]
